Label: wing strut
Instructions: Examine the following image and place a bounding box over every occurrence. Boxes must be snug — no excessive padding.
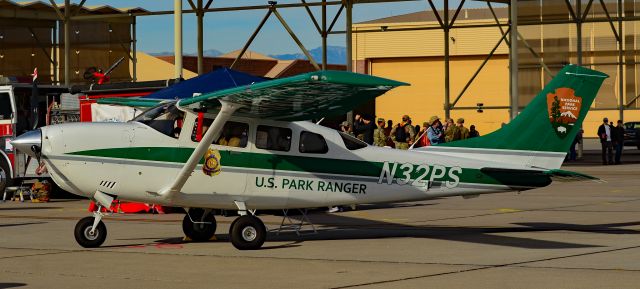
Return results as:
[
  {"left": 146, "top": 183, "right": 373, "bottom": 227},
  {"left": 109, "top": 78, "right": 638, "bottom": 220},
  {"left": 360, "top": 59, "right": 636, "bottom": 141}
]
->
[{"left": 159, "top": 100, "right": 241, "bottom": 200}]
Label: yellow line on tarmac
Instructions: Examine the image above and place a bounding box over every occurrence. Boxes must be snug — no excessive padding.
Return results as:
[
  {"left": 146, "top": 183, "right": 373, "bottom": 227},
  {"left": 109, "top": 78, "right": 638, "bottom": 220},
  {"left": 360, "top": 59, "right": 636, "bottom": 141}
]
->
[{"left": 498, "top": 208, "right": 522, "bottom": 213}]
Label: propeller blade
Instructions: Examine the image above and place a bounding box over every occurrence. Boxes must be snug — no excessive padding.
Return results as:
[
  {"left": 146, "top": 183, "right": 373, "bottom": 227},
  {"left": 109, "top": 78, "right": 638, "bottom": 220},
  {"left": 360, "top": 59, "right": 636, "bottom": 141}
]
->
[{"left": 103, "top": 57, "right": 125, "bottom": 76}]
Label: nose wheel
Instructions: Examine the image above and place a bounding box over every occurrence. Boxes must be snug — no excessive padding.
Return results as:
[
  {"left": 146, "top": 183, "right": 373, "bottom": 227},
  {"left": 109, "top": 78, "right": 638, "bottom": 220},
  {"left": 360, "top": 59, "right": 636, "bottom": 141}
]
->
[
  {"left": 229, "top": 215, "right": 266, "bottom": 250},
  {"left": 74, "top": 215, "right": 107, "bottom": 248}
]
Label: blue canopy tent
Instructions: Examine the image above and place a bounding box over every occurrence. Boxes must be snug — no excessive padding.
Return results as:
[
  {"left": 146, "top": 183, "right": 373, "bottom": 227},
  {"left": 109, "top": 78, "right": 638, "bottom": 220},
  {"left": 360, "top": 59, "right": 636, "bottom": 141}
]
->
[{"left": 143, "top": 67, "right": 267, "bottom": 100}]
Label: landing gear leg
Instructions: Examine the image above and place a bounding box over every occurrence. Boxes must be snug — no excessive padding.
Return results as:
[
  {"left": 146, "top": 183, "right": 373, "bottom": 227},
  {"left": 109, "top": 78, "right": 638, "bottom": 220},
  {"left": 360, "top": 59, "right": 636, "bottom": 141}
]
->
[
  {"left": 229, "top": 201, "right": 266, "bottom": 250},
  {"left": 182, "top": 208, "right": 217, "bottom": 242},
  {"left": 74, "top": 207, "right": 107, "bottom": 248}
]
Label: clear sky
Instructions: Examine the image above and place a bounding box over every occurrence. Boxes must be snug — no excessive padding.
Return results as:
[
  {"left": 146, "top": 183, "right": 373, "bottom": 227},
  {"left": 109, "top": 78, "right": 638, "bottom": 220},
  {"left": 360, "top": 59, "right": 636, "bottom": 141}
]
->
[{"left": 93, "top": 0, "right": 489, "bottom": 55}]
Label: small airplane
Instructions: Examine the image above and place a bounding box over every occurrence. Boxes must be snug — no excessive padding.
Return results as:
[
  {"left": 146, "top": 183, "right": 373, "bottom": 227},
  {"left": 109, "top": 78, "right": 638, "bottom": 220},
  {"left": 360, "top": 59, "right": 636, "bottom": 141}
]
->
[{"left": 12, "top": 65, "right": 607, "bottom": 250}]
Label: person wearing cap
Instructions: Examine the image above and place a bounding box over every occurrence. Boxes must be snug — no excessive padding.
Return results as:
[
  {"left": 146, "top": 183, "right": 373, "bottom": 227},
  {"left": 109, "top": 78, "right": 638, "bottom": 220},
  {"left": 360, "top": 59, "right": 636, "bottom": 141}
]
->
[
  {"left": 374, "top": 118, "right": 388, "bottom": 147},
  {"left": 597, "top": 117, "right": 613, "bottom": 165},
  {"left": 427, "top": 115, "right": 444, "bottom": 145},
  {"left": 391, "top": 115, "right": 415, "bottom": 150},
  {"left": 457, "top": 118, "right": 469, "bottom": 140},
  {"left": 340, "top": 121, "right": 354, "bottom": 136},
  {"left": 444, "top": 118, "right": 460, "bottom": 142}
]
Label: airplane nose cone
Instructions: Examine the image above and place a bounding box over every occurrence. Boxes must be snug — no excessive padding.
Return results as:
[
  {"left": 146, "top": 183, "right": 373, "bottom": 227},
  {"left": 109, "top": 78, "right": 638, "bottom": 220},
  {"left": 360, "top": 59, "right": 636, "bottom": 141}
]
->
[{"left": 11, "top": 129, "right": 42, "bottom": 158}]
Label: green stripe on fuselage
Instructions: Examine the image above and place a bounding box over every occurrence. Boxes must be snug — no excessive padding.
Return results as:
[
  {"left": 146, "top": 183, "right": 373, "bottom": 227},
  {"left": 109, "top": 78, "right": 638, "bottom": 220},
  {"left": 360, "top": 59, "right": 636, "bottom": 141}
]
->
[{"left": 67, "top": 147, "right": 551, "bottom": 188}]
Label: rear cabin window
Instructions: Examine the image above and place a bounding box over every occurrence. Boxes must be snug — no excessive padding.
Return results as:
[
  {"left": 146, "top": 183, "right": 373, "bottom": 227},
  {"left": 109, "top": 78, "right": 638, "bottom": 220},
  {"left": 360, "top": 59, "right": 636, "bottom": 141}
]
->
[
  {"left": 0, "top": 93, "right": 11, "bottom": 120},
  {"left": 340, "top": 132, "right": 367, "bottom": 150},
  {"left": 299, "top": 131, "right": 328, "bottom": 154},
  {"left": 256, "top": 125, "right": 291, "bottom": 151},
  {"left": 192, "top": 119, "right": 249, "bottom": 148}
]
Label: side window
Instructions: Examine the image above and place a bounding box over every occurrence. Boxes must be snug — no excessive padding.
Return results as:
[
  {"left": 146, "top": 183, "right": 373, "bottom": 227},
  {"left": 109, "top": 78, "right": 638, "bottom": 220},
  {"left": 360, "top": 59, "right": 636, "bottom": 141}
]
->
[
  {"left": 0, "top": 93, "right": 11, "bottom": 120},
  {"left": 299, "top": 131, "right": 328, "bottom": 154},
  {"left": 192, "top": 119, "right": 249, "bottom": 148},
  {"left": 256, "top": 125, "right": 291, "bottom": 151}
]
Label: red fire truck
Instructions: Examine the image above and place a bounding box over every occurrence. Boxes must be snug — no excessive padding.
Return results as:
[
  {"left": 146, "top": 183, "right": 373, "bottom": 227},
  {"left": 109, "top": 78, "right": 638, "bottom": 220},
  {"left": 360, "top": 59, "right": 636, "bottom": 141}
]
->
[{"left": 0, "top": 77, "right": 68, "bottom": 193}]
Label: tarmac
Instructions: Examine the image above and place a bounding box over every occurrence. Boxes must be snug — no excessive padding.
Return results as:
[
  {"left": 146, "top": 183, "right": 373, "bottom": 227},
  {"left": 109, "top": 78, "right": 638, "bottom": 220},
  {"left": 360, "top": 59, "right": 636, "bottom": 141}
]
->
[{"left": 1, "top": 144, "right": 639, "bottom": 289}]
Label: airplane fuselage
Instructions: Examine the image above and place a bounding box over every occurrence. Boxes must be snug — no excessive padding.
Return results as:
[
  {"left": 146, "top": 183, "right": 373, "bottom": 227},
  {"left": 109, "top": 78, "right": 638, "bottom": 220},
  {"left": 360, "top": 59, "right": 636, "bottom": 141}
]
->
[{"left": 40, "top": 110, "right": 557, "bottom": 210}]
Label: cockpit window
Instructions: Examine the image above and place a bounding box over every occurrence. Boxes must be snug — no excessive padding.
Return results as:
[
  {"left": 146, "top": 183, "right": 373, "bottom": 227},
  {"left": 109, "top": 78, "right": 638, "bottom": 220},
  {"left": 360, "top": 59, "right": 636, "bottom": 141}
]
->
[
  {"left": 339, "top": 132, "right": 367, "bottom": 150},
  {"left": 132, "top": 102, "right": 184, "bottom": 138}
]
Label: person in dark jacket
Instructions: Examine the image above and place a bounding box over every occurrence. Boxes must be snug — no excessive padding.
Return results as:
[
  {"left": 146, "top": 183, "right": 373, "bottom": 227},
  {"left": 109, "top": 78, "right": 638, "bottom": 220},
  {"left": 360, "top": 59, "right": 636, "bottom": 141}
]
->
[
  {"left": 612, "top": 120, "right": 625, "bottom": 164},
  {"left": 353, "top": 114, "right": 376, "bottom": 145},
  {"left": 597, "top": 117, "right": 614, "bottom": 165}
]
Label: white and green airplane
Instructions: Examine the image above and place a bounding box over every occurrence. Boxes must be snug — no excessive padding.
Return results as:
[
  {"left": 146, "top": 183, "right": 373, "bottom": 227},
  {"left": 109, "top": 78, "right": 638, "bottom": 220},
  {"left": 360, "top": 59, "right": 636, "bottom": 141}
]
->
[{"left": 12, "top": 65, "right": 607, "bottom": 250}]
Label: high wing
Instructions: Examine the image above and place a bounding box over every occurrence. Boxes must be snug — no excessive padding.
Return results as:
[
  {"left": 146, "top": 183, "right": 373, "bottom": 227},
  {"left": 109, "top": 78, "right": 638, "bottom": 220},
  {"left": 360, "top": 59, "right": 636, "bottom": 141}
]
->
[
  {"left": 97, "top": 97, "right": 167, "bottom": 107},
  {"left": 155, "top": 70, "right": 407, "bottom": 199},
  {"left": 178, "top": 70, "right": 408, "bottom": 120}
]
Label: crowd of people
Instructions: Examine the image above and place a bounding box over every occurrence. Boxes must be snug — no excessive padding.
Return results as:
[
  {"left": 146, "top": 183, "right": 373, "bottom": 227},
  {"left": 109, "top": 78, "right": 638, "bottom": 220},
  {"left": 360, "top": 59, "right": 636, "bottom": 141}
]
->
[{"left": 339, "top": 114, "right": 480, "bottom": 149}]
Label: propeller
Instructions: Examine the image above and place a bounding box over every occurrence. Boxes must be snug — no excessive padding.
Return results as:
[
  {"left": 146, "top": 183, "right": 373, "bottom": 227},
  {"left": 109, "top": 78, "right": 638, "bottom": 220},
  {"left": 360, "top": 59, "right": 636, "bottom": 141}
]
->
[
  {"left": 29, "top": 67, "right": 39, "bottom": 130},
  {"left": 82, "top": 56, "right": 126, "bottom": 85}
]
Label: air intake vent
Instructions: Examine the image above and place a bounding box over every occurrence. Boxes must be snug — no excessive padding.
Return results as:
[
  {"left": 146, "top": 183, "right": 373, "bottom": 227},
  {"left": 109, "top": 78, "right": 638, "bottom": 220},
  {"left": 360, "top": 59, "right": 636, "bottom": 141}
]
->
[{"left": 99, "top": 180, "right": 117, "bottom": 189}]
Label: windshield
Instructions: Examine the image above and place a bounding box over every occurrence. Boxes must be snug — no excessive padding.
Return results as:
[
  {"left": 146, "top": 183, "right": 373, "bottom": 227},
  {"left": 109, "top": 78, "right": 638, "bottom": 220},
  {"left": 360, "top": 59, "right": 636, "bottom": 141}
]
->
[
  {"left": 0, "top": 92, "right": 11, "bottom": 120},
  {"left": 132, "top": 101, "right": 179, "bottom": 122},
  {"left": 625, "top": 122, "right": 639, "bottom": 130},
  {"left": 339, "top": 132, "right": 368, "bottom": 150},
  {"left": 132, "top": 102, "right": 184, "bottom": 138}
]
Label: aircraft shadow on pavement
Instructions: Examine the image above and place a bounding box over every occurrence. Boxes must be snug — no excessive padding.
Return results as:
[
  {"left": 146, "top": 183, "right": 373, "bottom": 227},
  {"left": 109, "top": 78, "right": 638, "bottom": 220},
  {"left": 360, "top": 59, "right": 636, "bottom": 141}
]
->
[
  {"left": 512, "top": 221, "right": 640, "bottom": 235},
  {"left": 252, "top": 212, "right": 609, "bottom": 250},
  {"left": 0, "top": 207, "right": 63, "bottom": 211},
  {"left": 0, "top": 283, "right": 27, "bottom": 289},
  {"left": 114, "top": 212, "right": 618, "bottom": 250},
  {"left": 0, "top": 222, "right": 47, "bottom": 228}
]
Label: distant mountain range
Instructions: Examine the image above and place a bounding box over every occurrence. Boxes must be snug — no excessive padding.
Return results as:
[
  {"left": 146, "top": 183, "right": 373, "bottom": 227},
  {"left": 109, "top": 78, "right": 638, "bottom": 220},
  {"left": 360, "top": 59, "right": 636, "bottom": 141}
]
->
[
  {"left": 270, "top": 46, "right": 347, "bottom": 65},
  {"left": 147, "top": 46, "right": 347, "bottom": 65},
  {"left": 149, "top": 49, "right": 223, "bottom": 57}
]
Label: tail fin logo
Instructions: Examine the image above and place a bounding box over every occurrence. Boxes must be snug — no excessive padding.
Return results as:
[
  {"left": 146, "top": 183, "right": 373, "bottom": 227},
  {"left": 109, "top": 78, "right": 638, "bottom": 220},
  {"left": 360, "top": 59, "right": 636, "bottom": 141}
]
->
[{"left": 547, "top": 87, "right": 582, "bottom": 138}]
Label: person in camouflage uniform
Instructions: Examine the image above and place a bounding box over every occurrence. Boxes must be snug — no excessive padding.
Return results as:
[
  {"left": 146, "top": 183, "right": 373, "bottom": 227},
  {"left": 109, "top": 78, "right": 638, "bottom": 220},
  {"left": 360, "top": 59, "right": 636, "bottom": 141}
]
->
[
  {"left": 391, "top": 115, "right": 416, "bottom": 150},
  {"left": 457, "top": 118, "right": 470, "bottom": 140},
  {"left": 373, "top": 118, "right": 388, "bottom": 147},
  {"left": 444, "top": 118, "right": 461, "bottom": 142}
]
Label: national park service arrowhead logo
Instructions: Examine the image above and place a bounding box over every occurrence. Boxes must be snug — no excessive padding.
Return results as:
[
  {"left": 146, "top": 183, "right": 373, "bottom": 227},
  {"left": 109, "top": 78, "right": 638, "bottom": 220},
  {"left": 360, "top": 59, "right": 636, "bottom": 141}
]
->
[
  {"left": 547, "top": 87, "right": 582, "bottom": 138},
  {"left": 202, "top": 147, "right": 221, "bottom": 177}
]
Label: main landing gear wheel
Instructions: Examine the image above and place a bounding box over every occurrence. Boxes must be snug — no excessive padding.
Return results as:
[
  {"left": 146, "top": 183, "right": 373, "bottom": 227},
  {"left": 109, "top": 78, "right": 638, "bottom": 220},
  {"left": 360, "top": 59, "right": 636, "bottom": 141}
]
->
[
  {"left": 229, "top": 215, "right": 266, "bottom": 250},
  {"left": 74, "top": 216, "right": 107, "bottom": 248},
  {"left": 182, "top": 209, "right": 217, "bottom": 242},
  {"left": 0, "top": 160, "right": 12, "bottom": 194}
]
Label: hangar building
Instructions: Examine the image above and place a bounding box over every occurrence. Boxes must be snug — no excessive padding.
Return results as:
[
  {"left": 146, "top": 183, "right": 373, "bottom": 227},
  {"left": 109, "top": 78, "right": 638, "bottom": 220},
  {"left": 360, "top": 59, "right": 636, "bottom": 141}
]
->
[{"left": 352, "top": 1, "right": 640, "bottom": 137}]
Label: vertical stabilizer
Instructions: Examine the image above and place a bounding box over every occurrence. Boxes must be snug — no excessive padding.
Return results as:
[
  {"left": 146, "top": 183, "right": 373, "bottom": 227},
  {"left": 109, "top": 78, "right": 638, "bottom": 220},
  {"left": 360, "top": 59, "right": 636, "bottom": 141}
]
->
[{"left": 440, "top": 65, "right": 608, "bottom": 154}]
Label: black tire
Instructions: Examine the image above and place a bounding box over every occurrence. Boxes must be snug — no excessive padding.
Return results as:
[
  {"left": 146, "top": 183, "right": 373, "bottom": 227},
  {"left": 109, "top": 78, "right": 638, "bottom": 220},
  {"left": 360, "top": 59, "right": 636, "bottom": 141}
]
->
[
  {"left": 182, "top": 209, "right": 216, "bottom": 242},
  {"left": 0, "top": 159, "right": 13, "bottom": 195},
  {"left": 229, "top": 215, "right": 266, "bottom": 250},
  {"left": 74, "top": 216, "right": 107, "bottom": 248}
]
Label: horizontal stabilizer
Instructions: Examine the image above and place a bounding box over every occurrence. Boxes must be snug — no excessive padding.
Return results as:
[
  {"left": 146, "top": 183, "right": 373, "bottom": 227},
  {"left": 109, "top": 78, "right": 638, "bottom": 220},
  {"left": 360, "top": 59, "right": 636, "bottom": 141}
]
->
[
  {"left": 480, "top": 167, "right": 600, "bottom": 188},
  {"left": 543, "top": 169, "right": 601, "bottom": 182}
]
